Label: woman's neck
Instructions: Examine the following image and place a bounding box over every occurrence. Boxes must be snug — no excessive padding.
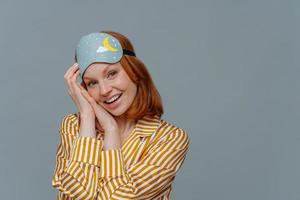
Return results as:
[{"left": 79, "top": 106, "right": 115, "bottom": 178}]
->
[{"left": 115, "top": 116, "right": 137, "bottom": 136}]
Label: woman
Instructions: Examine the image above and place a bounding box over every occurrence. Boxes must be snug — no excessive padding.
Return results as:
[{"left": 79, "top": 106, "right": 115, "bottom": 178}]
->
[{"left": 52, "top": 31, "right": 190, "bottom": 200}]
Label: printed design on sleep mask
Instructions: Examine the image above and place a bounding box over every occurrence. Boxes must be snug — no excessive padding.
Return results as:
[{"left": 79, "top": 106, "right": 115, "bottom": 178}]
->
[{"left": 97, "top": 36, "right": 118, "bottom": 53}]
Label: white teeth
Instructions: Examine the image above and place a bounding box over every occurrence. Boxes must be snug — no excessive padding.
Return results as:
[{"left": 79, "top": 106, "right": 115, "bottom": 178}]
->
[{"left": 105, "top": 94, "right": 121, "bottom": 103}]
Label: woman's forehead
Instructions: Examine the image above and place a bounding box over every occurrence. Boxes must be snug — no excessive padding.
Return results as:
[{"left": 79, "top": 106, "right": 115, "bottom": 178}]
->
[{"left": 84, "top": 62, "right": 121, "bottom": 78}]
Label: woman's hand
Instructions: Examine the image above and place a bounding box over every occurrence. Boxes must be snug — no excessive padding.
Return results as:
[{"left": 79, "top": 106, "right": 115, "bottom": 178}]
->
[
  {"left": 64, "top": 63, "right": 97, "bottom": 138},
  {"left": 80, "top": 89, "right": 118, "bottom": 132},
  {"left": 64, "top": 63, "right": 94, "bottom": 117},
  {"left": 81, "top": 89, "right": 121, "bottom": 149}
]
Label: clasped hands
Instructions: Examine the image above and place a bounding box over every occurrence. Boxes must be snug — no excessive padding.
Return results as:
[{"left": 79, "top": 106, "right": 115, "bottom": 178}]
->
[{"left": 64, "top": 63, "right": 121, "bottom": 150}]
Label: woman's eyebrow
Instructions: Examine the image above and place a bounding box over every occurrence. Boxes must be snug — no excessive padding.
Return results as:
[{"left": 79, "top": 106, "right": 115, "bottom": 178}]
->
[{"left": 83, "top": 64, "right": 113, "bottom": 80}]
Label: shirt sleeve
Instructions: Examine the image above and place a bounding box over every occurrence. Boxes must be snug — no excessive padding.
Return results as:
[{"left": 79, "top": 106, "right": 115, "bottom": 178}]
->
[
  {"left": 51, "top": 114, "right": 103, "bottom": 200},
  {"left": 98, "top": 128, "right": 190, "bottom": 200}
]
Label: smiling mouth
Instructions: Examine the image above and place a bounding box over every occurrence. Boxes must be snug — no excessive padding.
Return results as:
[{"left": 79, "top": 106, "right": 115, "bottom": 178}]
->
[{"left": 104, "top": 93, "right": 123, "bottom": 104}]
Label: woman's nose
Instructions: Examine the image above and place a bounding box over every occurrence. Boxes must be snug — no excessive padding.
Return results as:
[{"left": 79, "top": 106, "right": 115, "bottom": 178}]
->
[{"left": 99, "top": 82, "right": 112, "bottom": 96}]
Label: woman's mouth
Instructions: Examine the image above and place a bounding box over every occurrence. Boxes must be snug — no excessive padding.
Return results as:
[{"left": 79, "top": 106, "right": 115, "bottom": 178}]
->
[
  {"left": 103, "top": 93, "right": 123, "bottom": 109},
  {"left": 104, "top": 93, "right": 122, "bottom": 104}
]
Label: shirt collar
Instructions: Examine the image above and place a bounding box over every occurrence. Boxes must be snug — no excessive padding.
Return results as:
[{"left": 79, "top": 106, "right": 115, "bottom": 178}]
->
[
  {"left": 75, "top": 112, "right": 161, "bottom": 138},
  {"left": 134, "top": 114, "right": 162, "bottom": 137}
]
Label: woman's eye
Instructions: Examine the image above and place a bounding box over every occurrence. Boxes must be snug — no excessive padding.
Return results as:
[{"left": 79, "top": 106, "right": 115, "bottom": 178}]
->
[
  {"left": 107, "top": 70, "right": 117, "bottom": 78},
  {"left": 87, "top": 81, "right": 97, "bottom": 87}
]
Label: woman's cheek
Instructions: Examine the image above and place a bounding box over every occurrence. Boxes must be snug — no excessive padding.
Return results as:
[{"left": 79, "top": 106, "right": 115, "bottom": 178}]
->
[{"left": 88, "top": 90, "right": 98, "bottom": 101}]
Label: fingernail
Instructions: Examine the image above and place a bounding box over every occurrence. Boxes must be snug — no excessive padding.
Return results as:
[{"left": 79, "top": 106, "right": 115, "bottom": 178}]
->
[{"left": 74, "top": 63, "right": 79, "bottom": 67}]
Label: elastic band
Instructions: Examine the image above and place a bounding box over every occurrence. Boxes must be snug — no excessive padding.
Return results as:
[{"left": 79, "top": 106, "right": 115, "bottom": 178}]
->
[{"left": 123, "top": 49, "right": 136, "bottom": 57}]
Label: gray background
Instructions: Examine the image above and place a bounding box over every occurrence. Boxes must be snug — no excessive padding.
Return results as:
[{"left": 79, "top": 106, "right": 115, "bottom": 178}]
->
[{"left": 0, "top": 0, "right": 298, "bottom": 199}]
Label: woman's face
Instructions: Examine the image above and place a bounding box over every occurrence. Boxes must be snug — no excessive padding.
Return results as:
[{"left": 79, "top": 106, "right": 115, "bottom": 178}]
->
[{"left": 82, "top": 62, "right": 137, "bottom": 116}]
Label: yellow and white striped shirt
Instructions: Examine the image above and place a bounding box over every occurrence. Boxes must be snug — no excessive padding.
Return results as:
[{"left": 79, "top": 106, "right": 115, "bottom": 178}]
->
[{"left": 52, "top": 112, "right": 189, "bottom": 200}]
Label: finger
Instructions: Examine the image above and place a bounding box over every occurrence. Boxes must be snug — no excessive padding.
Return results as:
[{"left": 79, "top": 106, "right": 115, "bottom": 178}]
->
[
  {"left": 64, "top": 63, "right": 79, "bottom": 89},
  {"left": 78, "top": 85, "right": 104, "bottom": 110},
  {"left": 80, "top": 82, "right": 87, "bottom": 89},
  {"left": 81, "top": 90, "right": 98, "bottom": 106},
  {"left": 69, "top": 67, "right": 80, "bottom": 84},
  {"left": 68, "top": 71, "right": 81, "bottom": 93},
  {"left": 79, "top": 84, "right": 86, "bottom": 91},
  {"left": 64, "top": 63, "right": 79, "bottom": 79},
  {"left": 80, "top": 89, "right": 91, "bottom": 101},
  {"left": 71, "top": 69, "right": 80, "bottom": 83},
  {"left": 79, "top": 84, "right": 89, "bottom": 95}
]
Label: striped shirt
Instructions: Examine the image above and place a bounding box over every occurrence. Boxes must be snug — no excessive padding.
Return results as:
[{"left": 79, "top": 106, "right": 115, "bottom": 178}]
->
[{"left": 52, "top": 112, "right": 190, "bottom": 200}]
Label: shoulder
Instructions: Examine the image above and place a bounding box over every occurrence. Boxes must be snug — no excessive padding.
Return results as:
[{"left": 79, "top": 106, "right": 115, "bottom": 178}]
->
[
  {"left": 59, "top": 112, "right": 80, "bottom": 136},
  {"left": 155, "top": 118, "right": 190, "bottom": 146}
]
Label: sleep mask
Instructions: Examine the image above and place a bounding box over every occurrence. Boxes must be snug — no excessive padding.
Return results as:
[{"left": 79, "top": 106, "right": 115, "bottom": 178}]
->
[{"left": 75, "top": 32, "right": 136, "bottom": 82}]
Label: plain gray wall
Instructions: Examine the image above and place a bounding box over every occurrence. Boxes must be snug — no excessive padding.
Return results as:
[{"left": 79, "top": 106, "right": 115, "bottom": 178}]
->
[{"left": 0, "top": 0, "right": 298, "bottom": 199}]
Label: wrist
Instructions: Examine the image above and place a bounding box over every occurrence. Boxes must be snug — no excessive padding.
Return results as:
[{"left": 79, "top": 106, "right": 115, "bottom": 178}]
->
[
  {"left": 80, "top": 112, "right": 95, "bottom": 121},
  {"left": 79, "top": 115, "right": 96, "bottom": 138},
  {"left": 79, "top": 126, "right": 96, "bottom": 138},
  {"left": 105, "top": 127, "right": 119, "bottom": 134}
]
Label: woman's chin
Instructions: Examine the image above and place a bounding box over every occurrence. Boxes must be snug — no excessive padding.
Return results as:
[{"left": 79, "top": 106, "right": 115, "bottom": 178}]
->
[{"left": 106, "top": 108, "right": 125, "bottom": 117}]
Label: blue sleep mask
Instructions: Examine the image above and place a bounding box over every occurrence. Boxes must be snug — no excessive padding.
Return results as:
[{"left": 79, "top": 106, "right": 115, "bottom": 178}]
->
[{"left": 75, "top": 32, "right": 136, "bottom": 82}]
